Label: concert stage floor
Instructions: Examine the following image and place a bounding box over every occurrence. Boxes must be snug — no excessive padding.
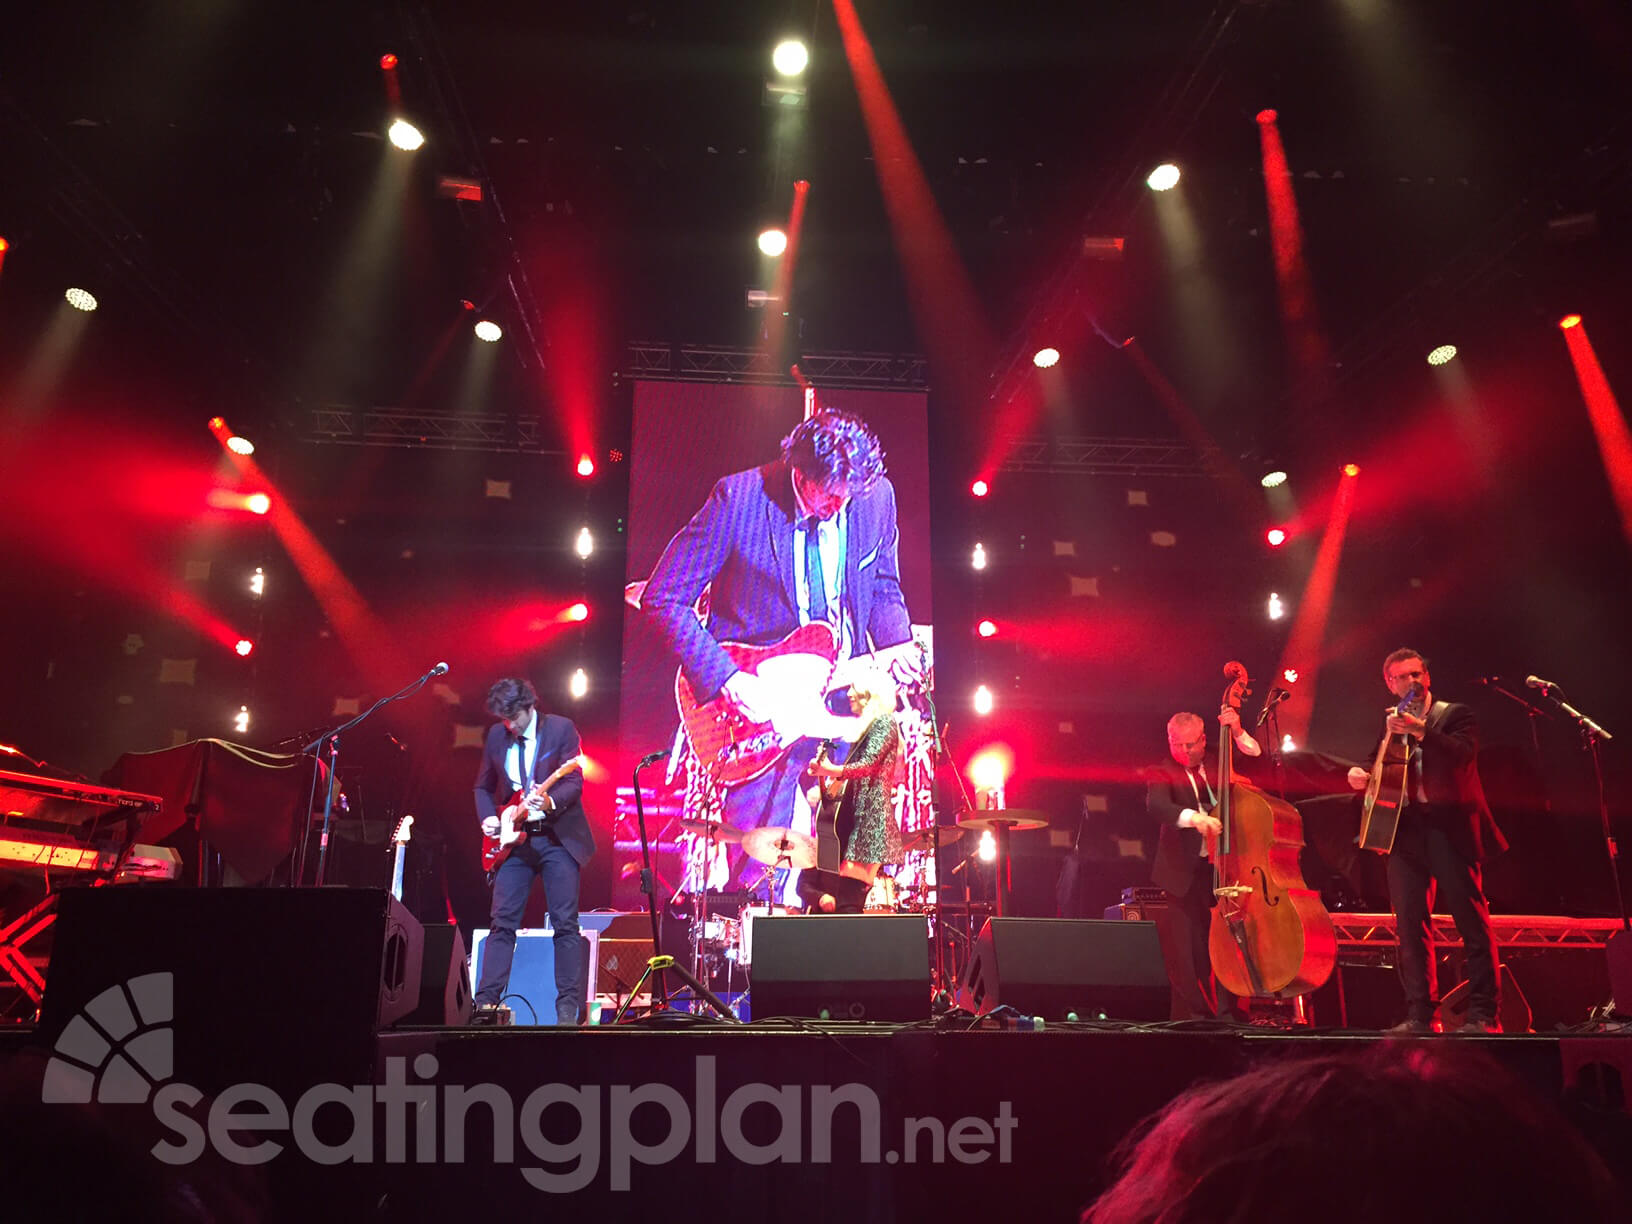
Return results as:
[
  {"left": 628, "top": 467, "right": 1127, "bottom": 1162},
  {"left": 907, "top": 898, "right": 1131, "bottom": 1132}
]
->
[{"left": 4, "top": 1019, "right": 1631, "bottom": 1223}]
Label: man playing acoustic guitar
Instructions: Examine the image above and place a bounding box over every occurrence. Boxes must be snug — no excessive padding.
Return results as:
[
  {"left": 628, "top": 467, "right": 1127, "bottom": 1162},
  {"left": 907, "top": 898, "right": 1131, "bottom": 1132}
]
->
[
  {"left": 642, "top": 409, "right": 922, "bottom": 893},
  {"left": 1346, "top": 649, "right": 1507, "bottom": 1034},
  {"left": 472, "top": 677, "right": 596, "bottom": 1025}
]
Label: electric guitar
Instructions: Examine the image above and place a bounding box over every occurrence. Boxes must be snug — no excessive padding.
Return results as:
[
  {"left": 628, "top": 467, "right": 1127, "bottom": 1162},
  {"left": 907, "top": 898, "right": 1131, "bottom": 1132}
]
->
[
  {"left": 1359, "top": 683, "right": 1423, "bottom": 855},
  {"left": 675, "top": 622, "right": 920, "bottom": 788},
  {"left": 811, "top": 739, "right": 846, "bottom": 873},
  {"left": 481, "top": 756, "right": 583, "bottom": 872},
  {"left": 389, "top": 813, "right": 414, "bottom": 902}
]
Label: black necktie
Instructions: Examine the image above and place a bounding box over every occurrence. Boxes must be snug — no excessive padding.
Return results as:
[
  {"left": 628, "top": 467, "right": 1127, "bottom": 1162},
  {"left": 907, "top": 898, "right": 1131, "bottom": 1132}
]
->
[
  {"left": 1193, "top": 770, "right": 1214, "bottom": 807},
  {"left": 804, "top": 517, "right": 828, "bottom": 622}
]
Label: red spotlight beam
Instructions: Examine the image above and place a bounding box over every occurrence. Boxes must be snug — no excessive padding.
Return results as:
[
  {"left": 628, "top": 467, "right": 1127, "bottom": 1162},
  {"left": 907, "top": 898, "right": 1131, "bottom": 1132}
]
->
[
  {"left": 1256, "top": 110, "right": 1330, "bottom": 395},
  {"left": 830, "top": 0, "right": 1003, "bottom": 456},
  {"left": 1274, "top": 468, "right": 1361, "bottom": 745},
  {"left": 1123, "top": 338, "right": 1259, "bottom": 515},
  {"left": 764, "top": 179, "right": 810, "bottom": 364},
  {"left": 1560, "top": 317, "right": 1632, "bottom": 550}
]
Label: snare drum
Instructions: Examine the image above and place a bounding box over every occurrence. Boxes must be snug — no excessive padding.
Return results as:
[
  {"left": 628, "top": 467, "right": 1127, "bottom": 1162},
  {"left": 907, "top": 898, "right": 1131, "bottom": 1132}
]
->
[
  {"left": 863, "top": 874, "right": 898, "bottom": 913},
  {"left": 700, "top": 916, "right": 739, "bottom": 947}
]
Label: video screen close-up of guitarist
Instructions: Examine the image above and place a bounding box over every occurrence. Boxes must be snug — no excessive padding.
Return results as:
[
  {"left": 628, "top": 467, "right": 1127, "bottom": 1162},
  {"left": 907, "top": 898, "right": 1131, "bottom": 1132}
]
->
[{"left": 639, "top": 407, "right": 926, "bottom": 900}]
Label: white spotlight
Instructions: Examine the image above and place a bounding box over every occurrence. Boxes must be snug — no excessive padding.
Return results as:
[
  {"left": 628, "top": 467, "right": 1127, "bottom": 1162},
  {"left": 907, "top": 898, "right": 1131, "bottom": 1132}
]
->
[
  {"left": 575, "top": 527, "right": 594, "bottom": 559},
  {"left": 250, "top": 568, "right": 265, "bottom": 596},
  {"left": 569, "top": 668, "right": 589, "bottom": 700},
  {"left": 65, "top": 287, "right": 98, "bottom": 312},
  {"left": 1426, "top": 344, "right": 1457, "bottom": 366},
  {"left": 972, "top": 542, "right": 987, "bottom": 571},
  {"left": 973, "top": 684, "right": 994, "bottom": 716},
  {"left": 388, "top": 119, "right": 425, "bottom": 151},
  {"left": 1146, "top": 163, "right": 1181, "bottom": 191},
  {"left": 1260, "top": 470, "right": 1288, "bottom": 489},
  {"left": 772, "top": 39, "right": 809, "bottom": 76},
  {"left": 226, "top": 435, "right": 255, "bottom": 456},
  {"left": 758, "top": 228, "right": 788, "bottom": 257},
  {"left": 1032, "top": 347, "right": 1061, "bottom": 369},
  {"left": 1267, "top": 592, "right": 1285, "bottom": 621},
  {"left": 473, "top": 319, "right": 502, "bottom": 342},
  {"left": 978, "top": 830, "right": 997, "bottom": 863},
  {"left": 234, "top": 706, "right": 250, "bottom": 734}
]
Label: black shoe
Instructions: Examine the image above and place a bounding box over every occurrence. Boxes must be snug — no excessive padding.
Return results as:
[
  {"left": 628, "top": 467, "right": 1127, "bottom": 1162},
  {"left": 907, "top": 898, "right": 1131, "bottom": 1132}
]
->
[
  {"left": 1459, "top": 1016, "right": 1501, "bottom": 1035},
  {"left": 1386, "top": 1017, "right": 1433, "bottom": 1035}
]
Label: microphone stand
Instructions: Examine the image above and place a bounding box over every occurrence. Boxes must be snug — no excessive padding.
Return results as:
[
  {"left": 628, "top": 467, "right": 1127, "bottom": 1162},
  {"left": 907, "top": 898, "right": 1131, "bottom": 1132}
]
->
[
  {"left": 1256, "top": 688, "right": 1291, "bottom": 802},
  {"left": 300, "top": 665, "right": 442, "bottom": 887}
]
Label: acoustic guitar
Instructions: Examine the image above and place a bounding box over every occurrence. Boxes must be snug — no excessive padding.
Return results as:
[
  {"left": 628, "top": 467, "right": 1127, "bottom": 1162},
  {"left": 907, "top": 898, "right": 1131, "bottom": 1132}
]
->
[
  {"left": 1358, "top": 683, "right": 1423, "bottom": 855},
  {"left": 481, "top": 756, "right": 583, "bottom": 872},
  {"left": 810, "top": 739, "right": 846, "bottom": 873}
]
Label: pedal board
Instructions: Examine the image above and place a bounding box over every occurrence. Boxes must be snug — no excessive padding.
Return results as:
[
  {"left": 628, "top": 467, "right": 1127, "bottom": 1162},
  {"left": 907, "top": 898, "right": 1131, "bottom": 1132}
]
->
[{"left": 469, "top": 1003, "right": 514, "bottom": 1027}]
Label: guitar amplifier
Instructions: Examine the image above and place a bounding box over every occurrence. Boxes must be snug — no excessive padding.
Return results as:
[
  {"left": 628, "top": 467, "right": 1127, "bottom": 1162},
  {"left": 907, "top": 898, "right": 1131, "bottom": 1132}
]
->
[{"left": 1104, "top": 887, "right": 1169, "bottom": 921}]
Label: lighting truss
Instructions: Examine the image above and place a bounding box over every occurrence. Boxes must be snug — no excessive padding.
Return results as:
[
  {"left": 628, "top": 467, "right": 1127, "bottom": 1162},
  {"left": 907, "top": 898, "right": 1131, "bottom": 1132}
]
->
[
  {"left": 1001, "top": 437, "right": 1220, "bottom": 478},
  {"left": 304, "top": 406, "right": 562, "bottom": 454},
  {"left": 627, "top": 342, "right": 928, "bottom": 390}
]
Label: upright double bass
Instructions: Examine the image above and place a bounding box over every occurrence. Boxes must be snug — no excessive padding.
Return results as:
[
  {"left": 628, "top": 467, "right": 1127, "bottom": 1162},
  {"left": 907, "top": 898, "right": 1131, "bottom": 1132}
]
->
[{"left": 1207, "top": 661, "right": 1336, "bottom": 1000}]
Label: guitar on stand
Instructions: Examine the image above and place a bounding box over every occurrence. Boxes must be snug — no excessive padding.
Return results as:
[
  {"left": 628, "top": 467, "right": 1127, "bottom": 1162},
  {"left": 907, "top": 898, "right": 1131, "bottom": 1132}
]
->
[
  {"left": 389, "top": 814, "right": 414, "bottom": 902},
  {"left": 811, "top": 739, "right": 846, "bottom": 873},
  {"left": 481, "top": 757, "right": 583, "bottom": 873},
  {"left": 1358, "top": 682, "right": 1423, "bottom": 854}
]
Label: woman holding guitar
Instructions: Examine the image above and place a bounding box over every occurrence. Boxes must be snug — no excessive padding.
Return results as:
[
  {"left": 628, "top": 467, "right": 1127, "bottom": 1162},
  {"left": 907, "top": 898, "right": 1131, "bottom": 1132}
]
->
[{"left": 800, "top": 669, "right": 906, "bottom": 913}]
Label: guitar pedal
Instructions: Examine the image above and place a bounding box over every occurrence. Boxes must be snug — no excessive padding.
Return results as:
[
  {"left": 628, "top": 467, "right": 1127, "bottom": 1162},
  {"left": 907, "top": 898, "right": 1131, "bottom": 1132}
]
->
[{"left": 469, "top": 1003, "right": 513, "bottom": 1027}]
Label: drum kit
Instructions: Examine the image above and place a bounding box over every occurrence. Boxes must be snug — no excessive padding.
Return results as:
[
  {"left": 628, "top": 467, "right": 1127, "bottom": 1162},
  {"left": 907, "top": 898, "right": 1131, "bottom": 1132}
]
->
[{"left": 671, "top": 807, "right": 1050, "bottom": 996}]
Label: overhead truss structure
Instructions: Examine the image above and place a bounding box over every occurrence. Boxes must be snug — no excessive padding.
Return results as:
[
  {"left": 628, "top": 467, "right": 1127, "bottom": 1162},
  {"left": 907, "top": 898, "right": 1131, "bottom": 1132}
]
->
[
  {"left": 626, "top": 342, "right": 928, "bottom": 390},
  {"left": 303, "top": 406, "right": 561, "bottom": 455},
  {"left": 1001, "top": 437, "right": 1222, "bottom": 478}
]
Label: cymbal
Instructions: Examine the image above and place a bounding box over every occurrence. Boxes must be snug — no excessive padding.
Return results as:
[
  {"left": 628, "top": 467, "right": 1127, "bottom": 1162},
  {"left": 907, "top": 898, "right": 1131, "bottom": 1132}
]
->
[
  {"left": 677, "top": 817, "right": 742, "bottom": 843},
  {"left": 740, "top": 826, "right": 818, "bottom": 869},
  {"left": 954, "top": 808, "right": 1049, "bottom": 832},
  {"left": 900, "top": 824, "right": 962, "bottom": 854}
]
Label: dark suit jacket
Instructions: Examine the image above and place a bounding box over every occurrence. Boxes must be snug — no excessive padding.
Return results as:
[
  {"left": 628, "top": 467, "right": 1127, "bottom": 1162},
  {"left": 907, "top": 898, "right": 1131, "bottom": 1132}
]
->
[
  {"left": 473, "top": 713, "right": 595, "bottom": 866},
  {"left": 1378, "top": 700, "right": 1507, "bottom": 863},
  {"left": 642, "top": 461, "right": 913, "bottom": 703},
  {"left": 1145, "top": 755, "right": 1220, "bottom": 899}
]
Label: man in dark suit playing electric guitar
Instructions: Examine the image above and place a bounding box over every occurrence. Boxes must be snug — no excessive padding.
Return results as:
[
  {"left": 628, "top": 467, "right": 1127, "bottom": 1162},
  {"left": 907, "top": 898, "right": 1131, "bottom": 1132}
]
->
[
  {"left": 472, "top": 677, "right": 595, "bottom": 1025},
  {"left": 642, "top": 409, "right": 921, "bottom": 891},
  {"left": 1346, "top": 649, "right": 1507, "bottom": 1033}
]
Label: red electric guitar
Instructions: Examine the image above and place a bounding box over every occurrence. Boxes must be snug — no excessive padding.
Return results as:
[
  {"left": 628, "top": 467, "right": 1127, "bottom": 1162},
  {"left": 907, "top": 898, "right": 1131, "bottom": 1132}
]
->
[{"left": 481, "top": 757, "right": 583, "bottom": 872}]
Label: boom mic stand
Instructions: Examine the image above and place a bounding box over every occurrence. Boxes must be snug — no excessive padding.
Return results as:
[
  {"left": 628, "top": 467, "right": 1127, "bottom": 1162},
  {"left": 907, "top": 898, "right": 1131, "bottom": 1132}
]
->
[
  {"left": 623, "top": 753, "right": 738, "bottom": 1023},
  {"left": 299, "top": 662, "right": 445, "bottom": 886}
]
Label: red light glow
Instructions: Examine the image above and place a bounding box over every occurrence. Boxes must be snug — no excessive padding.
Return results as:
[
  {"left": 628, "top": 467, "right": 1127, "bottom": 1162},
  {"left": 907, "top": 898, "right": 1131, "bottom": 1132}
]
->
[
  {"left": 380, "top": 54, "right": 398, "bottom": 70},
  {"left": 234, "top": 639, "right": 255, "bottom": 657},
  {"left": 1560, "top": 314, "right": 1582, "bottom": 330},
  {"left": 1266, "top": 528, "right": 1287, "bottom": 547},
  {"left": 971, "top": 479, "right": 989, "bottom": 498},
  {"left": 1342, "top": 463, "right": 1360, "bottom": 477},
  {"left": 576, "top": 454, "right": 595, "bottom": 478},
  {"left": 1256, "top": 109, "right": 1278, "bottom": 124}
]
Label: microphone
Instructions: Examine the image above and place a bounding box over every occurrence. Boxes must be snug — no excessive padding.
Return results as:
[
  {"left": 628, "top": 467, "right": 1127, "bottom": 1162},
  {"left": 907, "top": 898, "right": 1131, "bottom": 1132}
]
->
[
  {"left": 637, "top": 749, "right": 669, "bottom": 769},
  {"left": 1525, "top": 675, "right": 1558, "bottom": 692},
  {"left": 429, "top": 662, "right": 450, "bottom": 676}
]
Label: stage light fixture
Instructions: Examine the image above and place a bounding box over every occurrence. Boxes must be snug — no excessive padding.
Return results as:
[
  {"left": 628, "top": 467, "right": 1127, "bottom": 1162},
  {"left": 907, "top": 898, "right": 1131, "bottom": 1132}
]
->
[
  {"left": 1426, "top": 344, "right": 1457, "bottom": 366},
  {"left": 1343, "top": 463, "right": 1360, "bottom": 477},
  {"left": 1266, "top": 527, "right": 1287, "bottom": 547},
  {"left": 567, "top": 602, "right": 589, "bottom": 622},
  {"left": 65, "top": 287, "right": 98, "bottom": 311},
  {"left": 972, "top": 542, "right": 987, "bottom": 571},
  {"left": 977, "top": 620, "right": 997, "bottom": 638},
  {"left": 1559, "top": 314, "right": 1582, "bottom": 330},
  {"left": 971, "top": 479, "right": 990, "bottom": 498},
  {"left": 1281, "top": 734, "right": 1296, "bottom": 753},
  {"left": 772, "top": 39, "right": 809, "bottom": 76},
  {"left": 758, "top": 228, "right": 788, "bottom": 257},
  {"left": 575, "top": 527, "right": 594, "bottom": 559},
  {"left": 1032, "top": 347, "right": 1060, "bottom": 369},
  {"left": 576, "top": 454, "right": 596, "bottom": 478},
  {"left": 474, "top": 319, "right": 502, "bottom": 342},
  {"left": 1256, "top": 109, "right": 1278, "bottom": 125},
  {"left": 569, "top": 668, "right": 589, "bottom": 700},
  {"left": 1283, "top": 668, "right": 1299, "bottom": 684},
  {"left": 387, "top": 119, "right": 425, "bottom": 151},
  {"left": 226, "top": 435, "right": 255, "bottom": 456},
  {"left": 978, "top": 831, "right": 997, "bottom": 862},
  {"left": 250, "top": 568, "right": 265, "bottom": 596},
  {"left": 234, "top": 639, "right": 255, "bottom": 658},
  {"left": 973, "top": 685, "right": 994, "bottom": 716},
  {"left": 234, "top": 706, "right": 250, "bottom": 734},
  {"left": 379, "top": 53, "right": 398, "bottom": 70},
  {"left": 1146, "top": 163, "right": 1180, "bottom": 191},
  {"left": 1260, "top": 470, "right": 1288, "bottom": 489},
  {"left": 246, "top": 493, "right": 271, "bottom": 515},
  {"left": 1267, "top": 593, "right": 1285, "bottom": 621}
]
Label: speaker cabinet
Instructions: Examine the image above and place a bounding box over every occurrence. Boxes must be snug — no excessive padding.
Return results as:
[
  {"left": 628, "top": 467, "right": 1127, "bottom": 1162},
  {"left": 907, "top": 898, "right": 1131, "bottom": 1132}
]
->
[
  {"left": 38, "top": 887, "right": 422, "bottom": 1098},
  {"left": 404, "top": 923, "right": 472, "bottom": 1026},
  {"left": 956, "top": 918, "right": 1169, "bottom": 1021},
  {"left": 750, "top": 914, "right": 930, "bottom": 1021}
]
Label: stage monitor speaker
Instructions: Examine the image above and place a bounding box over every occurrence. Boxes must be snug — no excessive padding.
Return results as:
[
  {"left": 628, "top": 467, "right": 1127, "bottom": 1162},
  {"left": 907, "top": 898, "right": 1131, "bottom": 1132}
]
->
[
  {"left": 38, "top": 887, "right": 422, "bottom": 1099},
  {"left": 404, "top": 923, "right": 472, "bottom": 1026},
  {"left": 956, "top": 917, "right": 1168, "bottom": 1021},
  {"left": 1438, "top": 963, "right": 1533, "bottom": 1034},
  {"left": 750, "top": 914, "right": 929, "bottom": 1022}
]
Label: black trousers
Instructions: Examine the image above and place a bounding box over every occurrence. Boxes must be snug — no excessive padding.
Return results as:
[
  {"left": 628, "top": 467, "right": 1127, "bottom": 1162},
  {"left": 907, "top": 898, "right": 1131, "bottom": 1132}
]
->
[
  {"left": 1163, "top": 859, "right": 1237, "bottom": 1021},
  {"left": 1386, "top": 808, "right": 1499, "bottom": 1023}
]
